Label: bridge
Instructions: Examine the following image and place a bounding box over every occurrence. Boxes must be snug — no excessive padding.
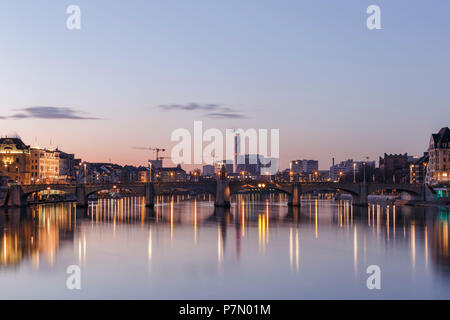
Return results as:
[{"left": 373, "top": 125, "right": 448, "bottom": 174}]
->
[{"left": 0, "top": 177, "right": 432, "bottom": 208}]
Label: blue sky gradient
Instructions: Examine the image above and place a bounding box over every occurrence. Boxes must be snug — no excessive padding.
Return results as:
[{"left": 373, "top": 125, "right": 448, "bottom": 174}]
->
[{"left": 0, "top": 0, "right": 449, "bottom": 169}]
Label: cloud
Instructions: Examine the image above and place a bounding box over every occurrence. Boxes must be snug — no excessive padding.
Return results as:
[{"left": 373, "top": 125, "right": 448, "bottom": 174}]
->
[
  {"left": 156, "top": 102, "right": 246, "bottom": 119},
  {"left": 8, "top": 107, "right": 100, "bottom": 120},
  {"left": 205, "top": 112, "right": 246, "bottom": 119},
  {"left": 157, "top": 103, "right": 220, "bottom": 112}
]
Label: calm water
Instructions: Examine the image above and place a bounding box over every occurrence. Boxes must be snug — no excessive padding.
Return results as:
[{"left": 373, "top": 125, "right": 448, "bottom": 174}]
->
[{"left": 0, "top": 194, "right": 449, "bottom": 299}]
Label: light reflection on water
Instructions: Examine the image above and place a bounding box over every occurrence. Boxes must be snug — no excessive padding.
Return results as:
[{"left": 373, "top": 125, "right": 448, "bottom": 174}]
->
[{"left": 0, "top": 194, "right": 449, "bottom": 299}]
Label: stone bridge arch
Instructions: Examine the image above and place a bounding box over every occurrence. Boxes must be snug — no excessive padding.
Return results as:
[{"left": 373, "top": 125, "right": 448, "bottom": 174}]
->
[
  {"left": 229, "top": 181, "right": 292, "bottom": 195},
  {"left": 153, "top": 182, "right": 216, "bottom": 197}
]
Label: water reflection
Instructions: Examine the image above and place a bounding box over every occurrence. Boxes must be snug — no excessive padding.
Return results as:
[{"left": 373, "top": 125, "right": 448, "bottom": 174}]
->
[{"left": 0, "top": 194, "right": 449, "bottom": 298}]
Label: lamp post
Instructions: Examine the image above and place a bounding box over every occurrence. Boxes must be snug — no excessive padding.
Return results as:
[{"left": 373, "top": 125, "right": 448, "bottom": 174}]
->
[
  {"left": 353, "top": 163, "right": 356, "bottom": 183},
  {"left": 83, "top": 162, "right": 87, "bottom": 184},
  {"left": 363, "top": 162, "right": 366, "bottom": 184},
  {"left": 423, "top": 162, "right": 427, "bottom": 184},
  {"left": 16, "top": 166, "right": 20, "bottom": 184},
  {"left": 410, "top": 164, "right": 414, "bottom": 184}
]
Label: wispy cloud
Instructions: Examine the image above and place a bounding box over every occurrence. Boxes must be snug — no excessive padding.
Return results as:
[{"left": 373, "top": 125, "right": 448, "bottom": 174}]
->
[
  {"left": 157, "top": 103, "right": 220, "bottom": 112},
  {"left": 205, "top": 112, "right": 246, "bottom": 119},
  {"left": 6, "top": 107, "right": 100, "bottom": 120},
  {"left": 156, "top": 102, "right": 246, "bottom": 119}
]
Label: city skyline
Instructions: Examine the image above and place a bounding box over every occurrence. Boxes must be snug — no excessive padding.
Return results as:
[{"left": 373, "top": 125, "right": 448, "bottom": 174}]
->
[
  {"left": 0, "top": 128, "right": 434, "bottom": 171},
  {"left": 1, "top": 1, "right": 449, "bottom": 170}
]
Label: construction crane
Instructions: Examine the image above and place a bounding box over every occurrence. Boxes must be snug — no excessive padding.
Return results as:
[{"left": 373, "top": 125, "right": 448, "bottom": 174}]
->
[{"left": 132, "top": 147, "right": 166, "bottom": 160}]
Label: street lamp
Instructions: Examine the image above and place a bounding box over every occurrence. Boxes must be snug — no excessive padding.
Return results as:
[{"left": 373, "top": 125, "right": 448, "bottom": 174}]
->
[
  {"left": 410, "top": 164, "right": 414, "bottom": 184},
  {"left": 362, "top": 162, "right": 367, "bottom": 184},
  {"left": 83, "top": 162, "right": 87, "bottom": 184},
  {"left": 15, "top": 166, "right": 19, "bottom": 184},
  {"left": 353, "top": 163, "right": 356, "bottom": 183}
]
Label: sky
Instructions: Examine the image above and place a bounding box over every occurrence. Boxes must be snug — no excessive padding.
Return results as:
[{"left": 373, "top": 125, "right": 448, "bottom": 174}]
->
[{"left": 0, "top": 0, "right": 449, "bottom": 170}]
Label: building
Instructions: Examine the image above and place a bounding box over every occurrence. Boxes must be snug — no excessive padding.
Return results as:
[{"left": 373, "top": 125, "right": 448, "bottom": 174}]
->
[
  {"left": 236, "top": 154, "right": 262, "bottom": 176},
  {"left": 83, "top": 163, "right": 121, "bottom": 183},
  {"left": 290, "top": 160, "right": 319, "bottom": 174},
  {"left": 156, "top": 164, "right": 187, "bottom": 182},
  {"left": 426, "top": 127, "right": 450, "bottom": 185},
  {"left": 0, "top": 137, "right": 31, "bottom": 184},
  {"left": 410, "top": 152, "right": 429, "bottom": 184},
  {"left": 379, "top": 153, "right": 409, "bottom": 183},
  {"left": 330, "top": 159, "right": 375, "bottom": 182},
  {"left": 58, "top": 150, "right": 79, "bottom": 182},
  {"left": 234, "top": 133, "right": 241, "bottom": 173},
  {"left": 260, "top": 157, "right": 279, "bottom": 175},
  {"left": 202, "top": 165, "right": 215, "bottom": 177},
  {"left": 214, "top": 160, "right": 233, "bottom": 175},
  {"left": 30, "top": 148, "right": 60, "bottom": 183},
  {"left": 138, "top": 168, "right": 150, "bottom": 182},
  {"left": 330, "top": 159, "right": 354, "bottom": 181}
]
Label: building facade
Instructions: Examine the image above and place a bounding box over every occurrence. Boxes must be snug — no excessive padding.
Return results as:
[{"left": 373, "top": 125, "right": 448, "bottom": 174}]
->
[
  {"left": 0, "top": 137, "right": 31, "bottom": 184},
  {"left": 379, "top": 153, "right": 409, "bottom": 183},
  {"left": 214, "top": 160, "right": 233, "bottom": 175},
  {"left": 30, "top": 148, "right": 60, "bottom": 183},
  {"left": 58, "top": 150, "right": 79, "bottom": 182},
  {"left": 330, "top": 159, "right": 375, "bottom": 182},
  {"left": 426, "top": 127, "right": 450, "bottom": 185},
  {"left": 410, "top": 152, "right": 428, "bottom": 184},
  {"left": 202, "top": 165, "right": 215, "bottom": 177},
  {"left": 290, "top": 160, "right": 319, "bottom": 174}
]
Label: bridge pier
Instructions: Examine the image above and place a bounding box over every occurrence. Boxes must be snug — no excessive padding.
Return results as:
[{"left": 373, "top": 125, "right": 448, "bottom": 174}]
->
[
  {"left": 423, "top": 184, "right": 437, "bottom": 202},
  {"left": 76, "top": 185, "right": 88, "bottom": 207},
  {"left": 352, "top": 183, "right": 368, "bottom": 206},
  {"left": 7, "top": 185, "right": 27, "bottom": 207},
  {"left": 288, "top": 183, "right": 301, "bottom": 207},
  {"left": 145, "top": 182, "right": 155, "bottom": 207},
  {"left": 215, "top": 180, "right": 231, "bottom": 207}
]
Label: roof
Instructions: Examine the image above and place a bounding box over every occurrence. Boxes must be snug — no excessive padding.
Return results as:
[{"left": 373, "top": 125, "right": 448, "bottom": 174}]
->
[
  {"left": 414, "top": 152, "right": 429, "bottom": 165},
  {"left": 0, "top": 137, "right": 30, "bottom": 150},
  {"left": 431, "top": 127, "right": 450, "bottom": 149},
  {"left": 159, "top": 166, "right": 186, "bottom": 173}
]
